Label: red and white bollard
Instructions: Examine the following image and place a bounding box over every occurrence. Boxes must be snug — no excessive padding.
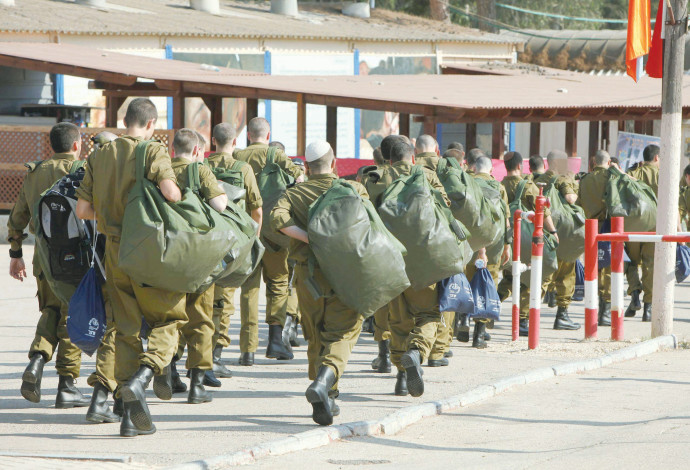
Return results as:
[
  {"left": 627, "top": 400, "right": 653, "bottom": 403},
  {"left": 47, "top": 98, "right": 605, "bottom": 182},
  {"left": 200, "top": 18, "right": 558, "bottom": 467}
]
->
[
  {"left": 610, "top": 216, "right": 625, "bottom": 341},
  {"left": 511, "top": 210, "right": 530, "bottom": 342},
  {"left": 584, "top": 219, "right": 599, "bottom": 339},
  {"left": 528, "top": 184, "right": 550, "bottom": 350}
]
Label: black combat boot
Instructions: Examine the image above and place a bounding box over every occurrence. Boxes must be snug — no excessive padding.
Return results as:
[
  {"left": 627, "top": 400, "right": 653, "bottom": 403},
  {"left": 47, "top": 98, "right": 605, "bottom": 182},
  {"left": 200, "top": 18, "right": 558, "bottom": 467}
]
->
[
  {"left": 362, "top": 316, "right": 375, "bottom": 334},
  {"left": 21, "top": 353, "right": 45, "bottom": 403},
  {"left": 444, "top": 350, "right": 453, "bottom": 358},
  {"left": 188, "top": 369, "right": 213, "bottom": 404},
  {"left": 400, "top": 349, "right": 424, "bottom": 397},
  {"left": 203, "top": 370, "right": 222, "bottom": 387},
  {"left": 86, "top": 383, "right": 120, "bottom": 423},
  {"left": 456, "top": 314, "right": 470, "bottom": 342},
  {"left": 55, "top": 375, "right": 90, "bottom": 409},
  {"left": 625, "top": 290, "right": 642, "bottom": 317},
  {"left": 553, "top": 307, "right": 581, "bottom": 330},
  {"left": 472, "top": 322, "right": 488, "bottom": 349},
  {"left": 113, "top": 390, "right": 123, "bottom": 418},
  {"left": 283, "top": 315, "right": 302, "bottom": 348},
  {"left": 519, "top": 318, "right": 529, "bottom": 337},
  {"left": 546, "top": 290, "right": 557, "bottom": 308},
  {"left": 239, "top": 352, "right": 254, "bottom": 366},
  {"left": 642, "top": 303, "right": 652, "bottom": 322},
  {"left": 599, "top": 301, "right": 612, "bottom": 326},
  {"left": 483, "top": 331, "right": 492, "bottom": 341},
  {"left": 120, "top": 365, "right": 155, "bottom": 435},
  {"left": 153, "top": 365, "right": 173, "bottom": 400},
  {"left": 329, "top": 397, "right": 340, "bottom": 417},
  {"left": 170, "top": 357, "right": 187, "bottom": 394},
  {"left": 394, "top": 370, "right": 408, "bottom": 396},
  {"left": 305, "top": 366, "right": 337, "bottom": 426},
  {"left": 266, "top": 324, "right": 294, "bottom": 360},
  {"left": 288, "top": 315, "right": 302, "bottom": 347},
  {"left": 371, "top": 340, "right": 392, "bottom": 373},
  {"left": 212, "top": 345, "right": 233, "bottom": 379},
  {"left": 427, "top": 357, "right": 449, "bottom": 367}
]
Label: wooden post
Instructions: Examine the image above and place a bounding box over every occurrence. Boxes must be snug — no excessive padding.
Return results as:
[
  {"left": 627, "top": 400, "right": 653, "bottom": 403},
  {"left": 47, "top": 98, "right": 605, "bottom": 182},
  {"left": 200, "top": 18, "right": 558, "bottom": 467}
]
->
[
  {"left": 172, "top": 92, "right": 185, "bottom": 130},
  {"left": 565, "top": 121, "right": 578, "bottom": 158},
  {"left": 105, "top": 95, "right": 125, "bottom": 128},
  {"left": 326, "top": 106, "right": 338, "bottom": 152},
  {"left": 246, "top": 98, "right": 258, "bottom": 146},
  {"left": 529, "top": 122, "right": 541, "bottom": 156},
  {"left": 492, "top": 122, "right": 504, "bottom": 158},
  {"left": 423, "top": 117, "right": 437, "bottom": 138},
  {"left": 618, "top": 120, "right": 626, "bottom": 132},
  {"left": 399, "top": 113, "right": 410, "bottom": 138},
  {"left": 634, "top": 120, "right": 645, "bottom": 134},
  {"left": 588, "top": 121, "right": 599, "bottom": 159},
  {"left": 601, "top": 121, "right": 610, "bottom": 150},
  {"left": 652, "top": 0, "right": 688, "bottom": 337},
  {"left": 466, "top": 123, "right": 477, "bottom": 150},
  {"left": 296, "top": 94, "right": 306, "bottom": 156},
  {"left": 201, "top": 96, "right": 223, "bottom": 132}
]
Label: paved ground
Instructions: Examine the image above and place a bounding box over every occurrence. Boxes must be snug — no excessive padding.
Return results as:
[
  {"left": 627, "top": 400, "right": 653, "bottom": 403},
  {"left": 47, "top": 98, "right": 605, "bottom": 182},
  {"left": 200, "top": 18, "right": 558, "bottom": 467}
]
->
[
  {"left": 254, "top": 348, "right": 690, "bottom": 470},
  {"left": 1, "top": 246, "right": 689, "bottom": 468}
]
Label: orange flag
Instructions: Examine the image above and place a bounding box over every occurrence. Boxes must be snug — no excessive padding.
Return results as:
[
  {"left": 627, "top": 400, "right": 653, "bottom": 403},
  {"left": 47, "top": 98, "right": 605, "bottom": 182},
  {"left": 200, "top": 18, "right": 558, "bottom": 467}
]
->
[{"left": 626, "top": 0, "right": 652, "bottom": 82}]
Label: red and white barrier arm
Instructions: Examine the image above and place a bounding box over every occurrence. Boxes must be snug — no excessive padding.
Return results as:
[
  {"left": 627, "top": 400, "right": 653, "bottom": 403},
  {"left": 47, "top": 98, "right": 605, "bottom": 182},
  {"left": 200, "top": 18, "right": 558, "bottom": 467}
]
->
[{"left": 597, "top": 234, "right": 690, "bottom": 243}]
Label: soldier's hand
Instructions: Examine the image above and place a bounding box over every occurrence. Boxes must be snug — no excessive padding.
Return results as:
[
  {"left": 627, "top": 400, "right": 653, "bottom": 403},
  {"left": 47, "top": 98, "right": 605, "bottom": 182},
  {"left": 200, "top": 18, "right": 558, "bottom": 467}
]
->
[
  {"left": 501, "top": 244, "right": 511, "bottom": 266},
  {"left": 9, "top": 258, "right": 27, "bottom": 282}
]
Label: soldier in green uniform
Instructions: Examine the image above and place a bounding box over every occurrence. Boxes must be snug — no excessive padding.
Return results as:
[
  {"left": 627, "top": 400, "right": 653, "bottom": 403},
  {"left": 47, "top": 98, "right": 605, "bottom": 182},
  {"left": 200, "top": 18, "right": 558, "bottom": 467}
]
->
[
  {"left": 8, "top": 122, "right": 90, "bottom": 409},
  {"left": 271, "top": 140, "right": 367, "bottom": 426},
  {"left": 679, "top": 164, "right": 690, "bottom": 228},
  {"left": 76, "top": 98, "right": 187, "bottom": 437},
  {"left": 578, "top": 150, "right": 613, "bottom": 327},
  {"left": 500, "top": 152, "right": 559, "bottom": 335},
  {"left": 233, "top": 117, "right": 304, "bottom": 365},
  {"left": 529, "top": 151, "right": 581, "bottom": 331},
  {"left": 625, "top": 144, "right": 660, "bottom": 322},
  {"left": 204, "top": 123, "right": 263, "bottom": 378},
  {"left": 284, "top": 153, "right": 304, "bottom": 348},
  {"left": 414, "top": 134, "right": 440, "bottom": 171},
  {"left": 172, "top": 129, "right": 227, "bottom": 403}
]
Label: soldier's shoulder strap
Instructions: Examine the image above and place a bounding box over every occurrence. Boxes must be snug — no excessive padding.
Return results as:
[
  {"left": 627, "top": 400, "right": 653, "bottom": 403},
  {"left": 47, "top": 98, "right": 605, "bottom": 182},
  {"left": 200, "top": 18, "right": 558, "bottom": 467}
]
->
[
  {"left": 69, "top": 160, "right": 85, "bottom": 174},
  {"left": 24, "top": 160, "right": 46, "bottom": 172}
]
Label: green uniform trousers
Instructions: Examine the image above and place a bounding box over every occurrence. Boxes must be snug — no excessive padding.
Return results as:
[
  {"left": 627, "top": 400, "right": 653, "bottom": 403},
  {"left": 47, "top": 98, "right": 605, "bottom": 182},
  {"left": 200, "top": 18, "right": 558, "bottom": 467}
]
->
[
  {"left": 550, "top": 260, "right": 576, "bottom": 308},
  {"left": 177, "top": 286, "right": 214, "bottom": 370},
  {"left": 599, "top": 266, "right": 611, "bottom": 302},
  {"left": 294, "top": 264, "right": 363, "bottom": 391},
  {"left": 373, "top": 303, "right": 391, "bottom": 342},
  {"left": 240, "top": 247, "right": 290, "bottom": 352},
  {"left": 87, "top": 293, "right": 117, "bottom": 392},
  {"left": 286, "top": 261, "right": 301, "bottom": 323},
  {"left": 429, "top": 311, "right": 455, "bottom": 360},
  {"left": 212, "top": 285, "right": 234, "bottom": 349},
  {"left": 105, "top": 239, "right": 187, "bottom": 384},
  {"left": 29, "top": 270, "right": 82, "bottom": 378},
  {"left": 389, "top": 284, "right": 441, "bottom": 372},
  {"left": 626, "top": 242, "right": 654, "bottom": 303}
]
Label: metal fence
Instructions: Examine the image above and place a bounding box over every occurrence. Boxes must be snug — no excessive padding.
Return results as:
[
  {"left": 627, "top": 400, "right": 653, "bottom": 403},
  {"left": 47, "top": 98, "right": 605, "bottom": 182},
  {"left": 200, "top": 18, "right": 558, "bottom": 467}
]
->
[{"left": 0, "top": 126, "right": 174, "bottom": 211}]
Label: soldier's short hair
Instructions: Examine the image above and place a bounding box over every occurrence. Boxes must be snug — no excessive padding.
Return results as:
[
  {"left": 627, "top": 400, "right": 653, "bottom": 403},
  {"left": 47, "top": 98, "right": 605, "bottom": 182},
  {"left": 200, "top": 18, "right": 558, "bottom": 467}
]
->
[
  {"left": 124, "top": 98, "right": 158, "bottom": 128},
  {"left": 475, "top": 156, "right": 493, "bottom": 174},
  {"left": 529, "top": 155, "right": 545, "bottom": 172},
  {"left": 269, "top": 141, "right": 286, "bottom": 151},
  {"left": 380, "top": 135, "right": 407, "bottom": 160},
  {"left": 643, "top": 144, "right": 660, "bottom": 162},
  {"left": 684, "top": 163, "right": 690, "bottom": 177},
  {"left": 247, "top": 117, "right": 270, "bottom": 141},
  {"left": 594, "top": 150, "right": 611, "bottom": 166},
  {"left": 194, "top": 131, "right": 207, "bottom": 151},
  {"left": 415, "top": 134, "right": 437, "bottom": 152},
  {"left": 443, "top": 149, "right": 464, "bottom": 164},
  {"left": 173, "top": 128, "right": 199, "bottom": 156},
  {"left": 372, "top": 147, "right": 385, "bottom": 166},
  {"left": 49, "top": 122, "right": 80, "bottom": 153},
  {"left": 503, "top": 151, "right": 523, "bottom": 172},
  {"left": 466, "top": 148, "right": 487, "bottom": 168},
  {"left": 447, "top": 142, "right": 464, "bottom": 152},
  {"left": 390, "top": 142, "right": 414, "bottom": 163},
  {"left": 212, "top": 123, "right": 236, "bottom": 147}
]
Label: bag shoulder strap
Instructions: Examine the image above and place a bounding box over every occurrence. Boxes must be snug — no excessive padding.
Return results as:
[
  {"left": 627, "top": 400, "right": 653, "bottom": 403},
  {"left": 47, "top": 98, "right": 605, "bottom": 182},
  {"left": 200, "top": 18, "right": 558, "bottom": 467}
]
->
[
  {"left": 69, "top": 160, "right": 85, "bottom": 174},
  {"left": 411, "top": 164, "right": 424, "bottom": 176},
  {"left": 230, "top": 160, "right": 246, "bottom": 172},
  {"left": 514, "top": 178, "right": 528, "bottom": 201},
  {"left": 134, "top": 140, "right": 152, "bottom": 182},
  {"left": 186, "top": 162, "right": 201, "bottom": 193},
  {"left": 266, "top": 146, "right": 277, "bottom": 165}
]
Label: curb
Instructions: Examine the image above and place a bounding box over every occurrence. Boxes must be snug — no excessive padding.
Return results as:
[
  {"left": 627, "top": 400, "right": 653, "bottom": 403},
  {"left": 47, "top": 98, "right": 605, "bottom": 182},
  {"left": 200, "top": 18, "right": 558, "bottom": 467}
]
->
[{"left": 169, "top": 335, "right": 677, "bottom": 470}]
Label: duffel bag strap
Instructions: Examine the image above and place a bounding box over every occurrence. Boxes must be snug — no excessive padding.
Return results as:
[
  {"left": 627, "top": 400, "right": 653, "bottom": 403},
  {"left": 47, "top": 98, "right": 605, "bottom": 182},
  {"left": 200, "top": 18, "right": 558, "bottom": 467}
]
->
[
  {"left": 305, "top": 253, "right": 323, "bottom": 300},
  {"left": 69, "top": 160, "right": 85, "bottom": 174},
  {"left": 134, "top": 141, "right": 152, "bottom": 183},
  {"left": 186, "top": 162, "right": 202, "bottom": 194}
]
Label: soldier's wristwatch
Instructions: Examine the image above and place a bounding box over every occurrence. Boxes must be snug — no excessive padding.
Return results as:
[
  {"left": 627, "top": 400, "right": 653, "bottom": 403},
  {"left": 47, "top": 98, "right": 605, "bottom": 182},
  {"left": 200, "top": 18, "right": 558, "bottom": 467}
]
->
[{"left": 9, "top": 248, "right": 22, "bottom": 259}]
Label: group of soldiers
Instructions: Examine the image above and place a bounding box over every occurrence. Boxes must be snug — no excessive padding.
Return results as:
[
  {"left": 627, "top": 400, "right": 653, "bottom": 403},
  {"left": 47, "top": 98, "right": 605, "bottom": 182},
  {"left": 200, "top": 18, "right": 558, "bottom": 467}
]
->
[{"left": 7, "top": 97, "right": 663, "bottom": 436}]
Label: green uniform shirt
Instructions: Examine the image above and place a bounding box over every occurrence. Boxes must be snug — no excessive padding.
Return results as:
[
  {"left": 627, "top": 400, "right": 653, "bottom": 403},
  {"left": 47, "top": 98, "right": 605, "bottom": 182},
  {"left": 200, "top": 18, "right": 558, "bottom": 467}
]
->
[
  {"left": 415, "top": 152, "right": 439, "bottom": 171},
  {"left": 171, "top": 157, "right": 225, "bottom": 202},
  {"left": 206, "top": 151, "right": 263, "bottom": 211},
  {"left": 76, "top": 136, "right": 177, "bottom": 239},
  {"left": 680, "top": 186, "right": 690, "bottom": 225},
  {"left": 270, "top": 173, "right": 369, "bottom": 264},
  {"left": 628, "top": 162, "right": 659, "bottom": 196},
  {"left": 502, "top": 174, "right": 550, "bottom": 216},
  {"left": 578, "top": 166, "right": 610, "bottom": 221},
  {"left": 7, "top": 153, "right": 78, "bottom": 251},
  {"left": 532, "top": 170, "right": 577, "bottom": 198},
  {"left": 233, "top": 142, "right": 303, "bottom": 181}
]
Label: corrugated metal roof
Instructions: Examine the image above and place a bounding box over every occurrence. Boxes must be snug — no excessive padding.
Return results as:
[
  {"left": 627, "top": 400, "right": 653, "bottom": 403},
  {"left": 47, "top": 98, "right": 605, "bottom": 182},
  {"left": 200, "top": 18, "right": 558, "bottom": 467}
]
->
[{"left": 0, "top": 0, "right": 517, "bottom": 45}]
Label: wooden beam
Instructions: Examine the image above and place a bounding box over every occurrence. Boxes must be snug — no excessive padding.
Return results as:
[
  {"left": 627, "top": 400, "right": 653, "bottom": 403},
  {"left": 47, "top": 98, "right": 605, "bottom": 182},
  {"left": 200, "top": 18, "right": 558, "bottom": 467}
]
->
[
  {"left": 492, "top": 122, "right": 505, "bottom": 158},
  {"left": 326, "top": 106, "right": 338, "bottom": 152},
  {"left": 103, "top": 89, "right": 173, "bottom": 98},
  {"left": 529, "top": 122, "right": 540, "bottom": 157},
  {"left": 0, "top": 54, "right": 137, "bottom": 86},
  {"left": 565, "top": 121, "right": 578, "bottom": 158},
  {"left": 399, "top": 113, "right": 410, "bottom": 138},
  {"left": 105, "top": 95, "right": 125, "bottom": 128},
  {"left": 246, "top": 98, "right": 258, "bottom": 146},
  {"left": 588, "top": 121, "right": 599, "bottom": 159},
  {"left": 466, "top": 123, "right": 477, "bottom": 150},
  {"left": 296, "top": 94, "right": 306, "bottom": 156},
  {"left": 90, "top": 81, "right": 159, "bottom": 91}
]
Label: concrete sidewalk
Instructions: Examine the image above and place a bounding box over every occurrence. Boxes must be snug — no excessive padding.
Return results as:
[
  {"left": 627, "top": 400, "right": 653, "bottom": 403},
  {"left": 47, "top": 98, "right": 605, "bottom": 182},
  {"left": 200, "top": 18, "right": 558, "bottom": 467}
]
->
[{"left": 1, "top": 246, "right": 689, "bottom": 467}]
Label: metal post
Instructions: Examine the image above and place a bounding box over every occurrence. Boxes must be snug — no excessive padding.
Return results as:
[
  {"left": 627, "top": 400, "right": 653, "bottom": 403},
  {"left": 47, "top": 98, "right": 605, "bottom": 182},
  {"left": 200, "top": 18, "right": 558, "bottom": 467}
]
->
[
  {"left": 512, "top": 209, "right": 522, "bottom": 341},
  {"left": 528, "top": 184, "right": 549, "bottom": 350},
  {"left": 610, "top": 216, "right": 625, "bottom": 341},
  {"left": 584, "top": 219, "right": 599, "bottom": 339}
]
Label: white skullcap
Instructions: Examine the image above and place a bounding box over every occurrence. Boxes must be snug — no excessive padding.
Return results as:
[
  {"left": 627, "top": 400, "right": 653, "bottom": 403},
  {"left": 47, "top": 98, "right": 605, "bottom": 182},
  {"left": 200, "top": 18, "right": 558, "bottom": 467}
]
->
[{"left": 305, "top": 140, "right": 332, "bottom": 162}]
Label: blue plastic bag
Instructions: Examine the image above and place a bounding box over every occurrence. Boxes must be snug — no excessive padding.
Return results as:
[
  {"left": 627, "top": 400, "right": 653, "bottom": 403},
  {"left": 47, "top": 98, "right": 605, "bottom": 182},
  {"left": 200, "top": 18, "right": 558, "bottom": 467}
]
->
[
  {"left": 67, "top": 267, "right": 106, "bottom": 356},
  {"left": 676, "top": 244, "right": 690, "bottom": 283},
  {"left": 438, "top": 273, "right": 475, "bottom": 314},
  {"left": 573, "top": 259, "right": 585, "bottom": 301},
  {"left": 469, "top": 267, "right": 501, "bottom": 321}
]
